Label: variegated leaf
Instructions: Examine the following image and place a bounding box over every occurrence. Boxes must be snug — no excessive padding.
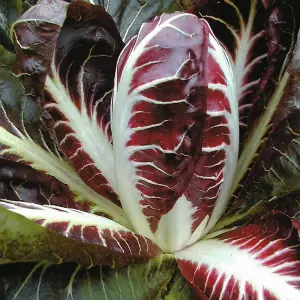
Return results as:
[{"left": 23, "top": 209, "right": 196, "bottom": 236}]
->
[
  {"left": 0, "top": 200, "right": 160, "bottom": 259},
  {"left": 112, "top": 12, "right": 209, "bottom": 252},
  {"left": 176, "top": 212, "right": 300, "bottom": 300},
  {"left": 12, "top": 0, "right": 124, "bottom": 205}
]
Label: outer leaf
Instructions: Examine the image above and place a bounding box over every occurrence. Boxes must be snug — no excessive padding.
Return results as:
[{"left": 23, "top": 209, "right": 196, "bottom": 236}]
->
[
  {"left": 191, "top": 0, "right": 300, "bottom": 196},
  {"left": 12, "top": 0, "right": 125, "bottom": 204},
  {"left": 226, "top": 30, "right": 300, "bottom": 219},
  {"left": 0, "top": 66, "right": 60, "bottom": 156},
  {"left": 94, "top": 0, "right": 183, "bottom": 41},
  {"left": 164, "top": 267, "right": 192, "bottom": 300},
  {"left": 0, "top": 203, "right": 160, "bottom": 266},
  {"left": 0, "top": 159, "right": 99, "bottom": 213},
  {"left": 191, "top": 0, "right": 299, "bottom": 142},
  {"left": 0, "top": 255, "right": 180, "bottom": 300},
  {"left": 0, "top": 206, "right": 153, "bottom": 268},
  {"left": 0, "top": 67, "right": 128, "bottom": 226},
  {"left": 176, "top": 212, "right": 300, "bottom": 300},
  {"left": 0, "top": 0, "right": 22, "bottom": 51},
  {"left": 112, "top": 12, "right": 209, "bottom": 252}
]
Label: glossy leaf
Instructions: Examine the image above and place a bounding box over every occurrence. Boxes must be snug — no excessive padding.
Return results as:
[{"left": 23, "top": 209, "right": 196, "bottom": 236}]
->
[
  {"left": 0, "top": 255, "right": 184, "bottom": 300},
  {"left": 176, "top": 212, "right": 300, "bottom": 300},
  {"left": 112, "top": 12, "right": 209, "bottom": 252},
  {"left": 0, "top": 206, "right": 146, "bottom": 268},
  {"left": 184, "top": 22, "right": 238, "bottom": 241},
  {"left": 12, "top": 0, "right": 126, "bottom": 204},
  {"left": 1, "top": 200, "right": 160, "bottom": 259}
]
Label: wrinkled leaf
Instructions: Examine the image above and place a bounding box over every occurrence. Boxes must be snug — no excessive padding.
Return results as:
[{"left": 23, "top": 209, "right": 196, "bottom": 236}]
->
[
  {"left": 12, "top": 0, "right": 126, "bottom": 205},
  {"left": 0, "top": 254, "right": 180, "bottom": 300},
  {"left": 0, "top": 57, "right": 128, "bottom": 225},
  {"left": 191, "top": 0, "right": 299, "bottom": 142},
  {"left": 191, "top": 0, "right": 300, "bottom": 199}
]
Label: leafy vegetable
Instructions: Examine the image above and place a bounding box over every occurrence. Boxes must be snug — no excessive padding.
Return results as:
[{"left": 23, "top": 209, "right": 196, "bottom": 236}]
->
[
  {"left": 0, "top": 255, "right": 182, "bottom": 299},
  {"left": 0, "top": 0, "right": 300, "bottom": 299}
]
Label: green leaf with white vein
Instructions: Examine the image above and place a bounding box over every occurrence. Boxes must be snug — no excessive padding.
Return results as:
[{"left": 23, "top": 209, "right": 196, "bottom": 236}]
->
[{"left": 0, "top": 255, "right": 187, "bottom": 300}]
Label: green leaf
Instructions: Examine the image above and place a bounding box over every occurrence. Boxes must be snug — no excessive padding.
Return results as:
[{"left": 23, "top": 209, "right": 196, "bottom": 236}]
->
[
  {"left": 0, "top": 207, "right": 145, "bottom": 268},
  {"left": 0, "top": 45, "right": 14, "bottom": 66},
  {"left": 163, "top": 267, "right": 192, "bottom": 300},
  {"left": 94, "top": 0, "right": 183, "bottom": 41},
  {"left": 0, "top": 255, "right": 185, "bottom": 299},
  {"left": 0, "top": 0, "right": 22, "bottom": 51}
]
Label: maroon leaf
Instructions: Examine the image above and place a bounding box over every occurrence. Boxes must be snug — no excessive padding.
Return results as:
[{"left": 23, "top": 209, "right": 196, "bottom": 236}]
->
[
  {"left": 183, "top": 24, "right": 238, "bottom": 239},
  {"left": 176, "top": 212, "right": 300, "bottom": 299},
  {"left": 12, "top": 1, "right": 124, "bottom": 204},
  {"left": 0, "top": 159, "right": 97, "bottom": 213},
  {"left": 190, "top": 0, "right": 300, "bottom": 147},
  {"left": 112, "top": 12, "right": 209, "bottom": 252},
  {"left": 0, "top": 200, "right": 161, "bottom": 260},
  {"left": 231, "top": 30, "right": 300, "bottom": 214}
]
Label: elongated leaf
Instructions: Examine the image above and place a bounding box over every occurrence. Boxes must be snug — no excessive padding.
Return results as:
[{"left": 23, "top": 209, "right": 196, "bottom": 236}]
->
[
  {"left": 12, "top": 1, "right": 125, "bottom": 204},
  {"left": 2, "top": 24, "right": 128, "bottom": 225},
  {"left": 176, "top": 212, "right": 300, "bottom": 300},
  {"left": 191, "top": 0, "right": 300, "bottom": 197},
  {"left": 0, "top": 159, "right": 100, "bottom": 213},
  {"left": 112, "top": 12, "right": 209, "bottom": 252},
  {"left": 1, "top": 200, "right": 160, "bottom": 258},
  {"left": 227, "top": 30, "right": 300, "bottom": 217},
  {"left": 184, "top": 23, "right": 238, "bottom": 242},
  {"left": 94, "top": 0, "right": 183, "bottom": 41},
  {"left": 0, "top": 206, "right": 151, "bottom": 268},
  {"left": 191, "top": 0, "right": 299, "bottom": 142},
  {"left": 0, "top": 254, "right": 182, "bottom": 300}
]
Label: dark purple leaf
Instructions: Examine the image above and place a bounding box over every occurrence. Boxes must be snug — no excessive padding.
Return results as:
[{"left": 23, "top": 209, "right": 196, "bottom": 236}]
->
[
  {"left": 190, "top": 0, "right": 300, "bottom": 145},
  {"left": 228, "top": 30, "right": 300, "bottom": 218},
  {"left": 0, "top": 158, "right": 97, "bottom": 213},
  {"left": 12, "top": 0, "right": 125, "bottom": 204},
  {"left": 111, "top": 12, "right": 236, "bottom": 252}
]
